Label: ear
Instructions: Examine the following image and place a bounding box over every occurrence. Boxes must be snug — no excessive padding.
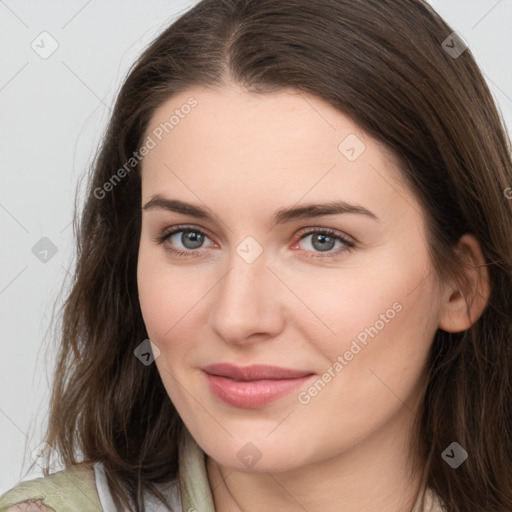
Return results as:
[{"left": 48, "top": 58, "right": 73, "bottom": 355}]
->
[{"left": 438, "top": 234, "right": 491, "bottom": 333}]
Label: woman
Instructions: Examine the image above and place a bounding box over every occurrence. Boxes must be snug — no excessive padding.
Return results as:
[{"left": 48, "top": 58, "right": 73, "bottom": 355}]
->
[{"left": 1, "top": 0, "right": 511, "bottom": 511}]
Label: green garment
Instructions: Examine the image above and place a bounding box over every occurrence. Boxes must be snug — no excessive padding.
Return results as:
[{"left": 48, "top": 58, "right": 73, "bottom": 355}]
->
[
  {"left": 0, "top": 462, "right": 100, "bottom": 512},
  {"left": 0, "top": 428, "right": 444, "bottom": 511},
  {"left": 0, "top": 428, "right": 214, "bottom": 512}
]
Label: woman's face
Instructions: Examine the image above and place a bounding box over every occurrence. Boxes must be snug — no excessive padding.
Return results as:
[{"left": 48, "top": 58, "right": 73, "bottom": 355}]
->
[{"left": 137, "top": 83, "right": 444, "bottom": 472}]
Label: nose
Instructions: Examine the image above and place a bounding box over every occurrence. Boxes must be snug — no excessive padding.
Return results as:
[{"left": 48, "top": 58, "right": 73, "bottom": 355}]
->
[{"left": 208, "top": 248, "right": 285, "bottom": 346}]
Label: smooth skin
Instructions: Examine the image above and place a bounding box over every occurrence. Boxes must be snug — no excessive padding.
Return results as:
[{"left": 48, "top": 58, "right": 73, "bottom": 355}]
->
[{"left": 137, "top": 83, "right": 490, "bottom": 512}]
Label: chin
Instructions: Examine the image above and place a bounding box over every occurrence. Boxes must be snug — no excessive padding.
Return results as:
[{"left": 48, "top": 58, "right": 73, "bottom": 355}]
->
[{"left": 200, "top": 435, "right": 313, "bottom": 473}]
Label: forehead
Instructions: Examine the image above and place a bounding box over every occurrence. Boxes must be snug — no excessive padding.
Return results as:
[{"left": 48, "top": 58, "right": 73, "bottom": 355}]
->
[
  {"left": 144, "top": 84, "right": 366, "bottom": 161},
  {"left": 140, "top": 84, "right": 412, "bottom": 220}
]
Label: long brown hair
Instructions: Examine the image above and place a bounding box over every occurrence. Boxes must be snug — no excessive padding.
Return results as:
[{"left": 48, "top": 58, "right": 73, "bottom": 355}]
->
[{"left": 34, "top": 1, "right": 512, "bottom": 510}]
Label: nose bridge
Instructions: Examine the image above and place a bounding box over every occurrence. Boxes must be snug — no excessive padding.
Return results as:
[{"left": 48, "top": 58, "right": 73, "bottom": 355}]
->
[
  {"left": 222, "top": 234, "right": 270, "bottom": 301},
  {"left": 209, "top": 240, "right": 282, "bottom": 342}
]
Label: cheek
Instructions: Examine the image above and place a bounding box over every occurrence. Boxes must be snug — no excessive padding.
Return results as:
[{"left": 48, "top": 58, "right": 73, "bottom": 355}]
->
[
  {"left": 137, "top": 245, "right": 210, "bottom": 421},
  {"left": 137, "top": 241, "right": 214, "bottom": 356},
  {"left": 137, "top": 242, "right": 185, "bottom": 343},
  {"left": 293, "top": 279, "right": 438, "bottom": 454},
  {"left": 277, "top": 256, "right": 429, "bottom": 349},
  {"left": 137, "top": 244, "right": 166, "bottom": 340},
  {"left": 284, "top": 243, "right": 439, "bottom": 388},
  {"left": 306, "top": 273, "right": 438, "bottom": 411}
]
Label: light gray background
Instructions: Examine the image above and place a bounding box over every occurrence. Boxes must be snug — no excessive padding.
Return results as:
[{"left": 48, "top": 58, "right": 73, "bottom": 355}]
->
[{"left": 1, "top": 0, "right": 511, "bottom": 494}]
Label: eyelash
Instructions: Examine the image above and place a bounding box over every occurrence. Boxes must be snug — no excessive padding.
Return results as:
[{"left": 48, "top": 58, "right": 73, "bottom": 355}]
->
[{"left": 152, "top": 224, "right": 356, "bottom": 259}]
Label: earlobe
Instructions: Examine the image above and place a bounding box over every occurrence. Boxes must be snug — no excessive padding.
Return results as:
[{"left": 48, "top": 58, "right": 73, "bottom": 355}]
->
[{"left": 438, "top": 234, "right": 491, "bottom": 333}]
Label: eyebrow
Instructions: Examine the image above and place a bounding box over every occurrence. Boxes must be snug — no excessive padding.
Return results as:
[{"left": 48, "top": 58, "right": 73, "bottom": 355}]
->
[{"left": 142, "top": 195, "right": 379, "bottom": 224}]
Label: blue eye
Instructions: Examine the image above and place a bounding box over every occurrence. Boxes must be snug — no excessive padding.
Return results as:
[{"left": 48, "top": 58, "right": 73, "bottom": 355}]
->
[
  {"left": 294, "top": 227, "right": 355, "bottom": 258},
  {"left": 153, "top": 225, "right": 355, "bottom": 259},
  {"left": 153, "top": 226, "right": 214, "bottom": 256},
  {"left": 170, "top": 229, "right": 206, "bottom": 250},
  {"left": 298, "top": 230, "right": 349, "bottom": 252}
]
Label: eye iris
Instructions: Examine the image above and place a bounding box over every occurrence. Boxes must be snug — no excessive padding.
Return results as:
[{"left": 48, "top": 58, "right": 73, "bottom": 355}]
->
[
  {"left": 182, "top": 230, "right": 204, "bottom": 249},
  {"left": 312, "top": 233, "right": 335, "bottom": 252}
]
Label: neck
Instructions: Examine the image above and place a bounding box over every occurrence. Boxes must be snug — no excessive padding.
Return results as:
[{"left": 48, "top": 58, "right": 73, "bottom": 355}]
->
[{"left": 206, "top": 406, "right": 425, "bottom": 512}]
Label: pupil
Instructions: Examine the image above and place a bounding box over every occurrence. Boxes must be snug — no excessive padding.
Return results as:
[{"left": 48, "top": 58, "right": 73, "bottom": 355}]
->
[
  {"left": 183, "top": 231, "right": 204, "bottom": 249},
  {"left": 313, "top": 233, "right": 335, "bottom": 252}
]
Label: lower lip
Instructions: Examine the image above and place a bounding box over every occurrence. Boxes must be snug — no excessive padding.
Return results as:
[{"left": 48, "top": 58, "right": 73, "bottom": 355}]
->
[{"left": 203, "top": 372, "right": 315, "bottom": 408}]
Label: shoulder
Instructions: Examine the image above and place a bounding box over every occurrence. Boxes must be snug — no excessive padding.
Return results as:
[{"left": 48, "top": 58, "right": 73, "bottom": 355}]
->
[{"left": 0, "top": 462, "right": 102, "bottom": 512}]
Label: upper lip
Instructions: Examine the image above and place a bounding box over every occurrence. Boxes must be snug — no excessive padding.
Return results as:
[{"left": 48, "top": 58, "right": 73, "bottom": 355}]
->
[{"left": 202, "top": 363, "right": 314, "bottom": 381}]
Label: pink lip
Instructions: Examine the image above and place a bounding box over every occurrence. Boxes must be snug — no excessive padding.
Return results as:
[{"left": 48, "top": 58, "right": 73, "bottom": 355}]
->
[{"left": 202, "top": 363, "right": 315, "bottom": 408}]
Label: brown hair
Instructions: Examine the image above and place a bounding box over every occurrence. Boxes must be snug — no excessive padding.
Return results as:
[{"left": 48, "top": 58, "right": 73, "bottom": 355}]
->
[{"left": 33, "top": 0, "right": 512, "bottom": 510}]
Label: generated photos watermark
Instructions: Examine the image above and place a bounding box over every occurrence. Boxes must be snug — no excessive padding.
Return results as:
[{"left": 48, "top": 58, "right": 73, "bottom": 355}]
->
[
  {"left": 297, "top": 301, "right": 403, "bottom": 405},
  {"left": 94, "top": 97, "right": 198, "bottom": 200}
]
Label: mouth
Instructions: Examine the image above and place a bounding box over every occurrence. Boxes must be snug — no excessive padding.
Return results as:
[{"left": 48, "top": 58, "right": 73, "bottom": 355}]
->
[{"left": 201, "top": 363, "right": 315, "bottom": 408}]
